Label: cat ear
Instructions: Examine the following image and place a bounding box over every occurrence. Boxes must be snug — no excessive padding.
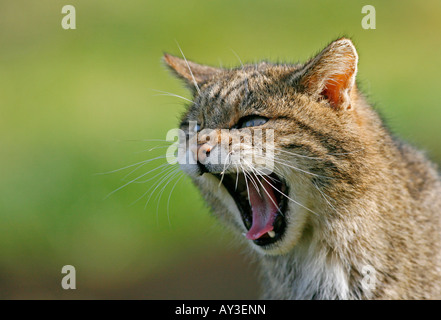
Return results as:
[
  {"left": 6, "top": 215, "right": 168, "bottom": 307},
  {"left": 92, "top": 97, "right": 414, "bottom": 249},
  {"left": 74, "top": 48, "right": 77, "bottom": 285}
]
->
[
  {"left": 163, "top": 53, "right": 221, "bottom": 90},
  {"left": 298, "top": 38, "right": 358, "bottom": 110}
]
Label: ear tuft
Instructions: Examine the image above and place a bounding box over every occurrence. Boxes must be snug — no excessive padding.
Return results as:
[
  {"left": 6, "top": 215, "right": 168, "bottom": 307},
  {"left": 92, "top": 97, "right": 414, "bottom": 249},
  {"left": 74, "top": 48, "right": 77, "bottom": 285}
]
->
[
  {"left": 163, "top": 53, "right": 221, "bottom": 90},
  {"left": 300, "top": 38, "right": 358, "bottom": 110}
]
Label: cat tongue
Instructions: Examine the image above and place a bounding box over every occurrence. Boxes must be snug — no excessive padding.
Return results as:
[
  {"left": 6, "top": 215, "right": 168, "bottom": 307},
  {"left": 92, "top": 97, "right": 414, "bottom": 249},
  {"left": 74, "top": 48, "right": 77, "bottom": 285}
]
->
[{"left": 246, "top": 177, "right": 279, "bottom": 240}]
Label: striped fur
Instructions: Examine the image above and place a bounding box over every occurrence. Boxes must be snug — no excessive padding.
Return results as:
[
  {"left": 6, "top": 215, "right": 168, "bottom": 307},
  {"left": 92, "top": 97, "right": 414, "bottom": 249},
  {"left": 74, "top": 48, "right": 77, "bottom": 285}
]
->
[{"left": 164, "top": 38, "right": 441, "bottom": 299}]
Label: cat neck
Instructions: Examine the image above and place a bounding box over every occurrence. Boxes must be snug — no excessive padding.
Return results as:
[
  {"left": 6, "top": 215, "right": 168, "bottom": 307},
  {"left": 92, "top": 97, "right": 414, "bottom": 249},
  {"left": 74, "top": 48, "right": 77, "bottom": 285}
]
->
[{"left": 257, "top": 222, "right": 369, "bottom": 300}]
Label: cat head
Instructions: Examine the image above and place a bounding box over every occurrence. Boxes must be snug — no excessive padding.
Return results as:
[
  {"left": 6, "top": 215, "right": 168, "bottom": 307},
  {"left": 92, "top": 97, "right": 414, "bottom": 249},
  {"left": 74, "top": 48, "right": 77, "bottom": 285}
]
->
[{"left": 164, "top": 38, "right": 362, "bottom": 255}]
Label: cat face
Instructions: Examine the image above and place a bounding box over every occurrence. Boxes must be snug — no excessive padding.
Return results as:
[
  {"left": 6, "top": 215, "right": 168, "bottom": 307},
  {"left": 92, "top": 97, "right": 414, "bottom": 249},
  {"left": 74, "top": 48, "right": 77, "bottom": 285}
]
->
[{"left": 165, "top": 38, "right": 362, "bottom": 255}]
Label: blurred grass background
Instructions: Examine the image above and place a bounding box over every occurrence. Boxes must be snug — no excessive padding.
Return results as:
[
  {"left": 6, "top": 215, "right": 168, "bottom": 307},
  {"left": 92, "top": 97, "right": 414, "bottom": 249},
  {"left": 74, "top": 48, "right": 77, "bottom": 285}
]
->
[{"left": 0, "top": 0, "right": 440, "bottom": 299}]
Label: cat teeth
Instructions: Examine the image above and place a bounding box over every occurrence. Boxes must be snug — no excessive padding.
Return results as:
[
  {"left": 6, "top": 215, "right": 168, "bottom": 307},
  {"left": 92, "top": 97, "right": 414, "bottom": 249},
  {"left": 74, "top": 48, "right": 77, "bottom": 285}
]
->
[{"left": 243, "top": 231, "right": 275, "bottom": 239}]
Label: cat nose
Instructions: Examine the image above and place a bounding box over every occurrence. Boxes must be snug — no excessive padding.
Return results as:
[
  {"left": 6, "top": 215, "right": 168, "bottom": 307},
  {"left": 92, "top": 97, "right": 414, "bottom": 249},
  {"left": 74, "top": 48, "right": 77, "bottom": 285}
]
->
[
  {"left": 196, "top": 143, "right": 212, "bottom": 163},
  {"left": 188, "top": 143, "right": 211, "bottom": 174}
]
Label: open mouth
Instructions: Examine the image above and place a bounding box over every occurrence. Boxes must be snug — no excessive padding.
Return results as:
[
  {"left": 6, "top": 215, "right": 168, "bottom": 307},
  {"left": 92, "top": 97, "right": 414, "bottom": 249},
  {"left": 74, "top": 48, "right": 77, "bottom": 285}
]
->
[{"left": 214, "top": 172, "right": 288, "bottom": 247}]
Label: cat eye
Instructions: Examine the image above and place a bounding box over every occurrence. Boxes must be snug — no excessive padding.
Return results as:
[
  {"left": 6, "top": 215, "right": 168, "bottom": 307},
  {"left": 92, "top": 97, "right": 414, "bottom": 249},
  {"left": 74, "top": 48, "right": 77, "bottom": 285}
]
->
[{"left": 237, "top": 116, "right": 268, "bottom": 129}]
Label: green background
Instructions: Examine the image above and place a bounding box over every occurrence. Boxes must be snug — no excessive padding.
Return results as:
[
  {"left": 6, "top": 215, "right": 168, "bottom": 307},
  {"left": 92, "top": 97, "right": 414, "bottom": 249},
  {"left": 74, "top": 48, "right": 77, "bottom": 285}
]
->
[{"left": 1, "top": 0, "right": 440, "bottom": 299}]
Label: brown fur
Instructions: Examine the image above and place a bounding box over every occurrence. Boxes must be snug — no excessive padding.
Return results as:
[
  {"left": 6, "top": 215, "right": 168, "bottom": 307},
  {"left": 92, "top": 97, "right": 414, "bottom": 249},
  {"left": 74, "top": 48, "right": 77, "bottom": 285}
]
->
[{"left": 164, "top": 38, "right": 441, "bottom": 299}]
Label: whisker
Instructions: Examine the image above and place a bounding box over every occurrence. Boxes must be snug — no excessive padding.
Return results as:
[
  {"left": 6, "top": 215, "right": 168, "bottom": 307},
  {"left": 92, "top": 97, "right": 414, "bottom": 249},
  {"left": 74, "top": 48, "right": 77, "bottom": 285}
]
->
[
  {"left": 251, "top": 153, "right": 332, "bottom": 179},
  {"left": 239, "top": 162, "right": 252, "bottom": 208},
  {"left": 134, "top": 145, "right": 174, "bottom": 154},
  {"left": 312, "top": 180, "right": 338, "bottom": 214},
  {"left": 119, "top": 138, "right": 173, "bottom": 143},
  {"left": 249, "top": 168, "right": 284, "bottom": 217},
  {"left": 244, "top": 170, "right": 261, "bottom": 196},
  {"left": 147, "top": 167, "right": 181, "bottom": 207},
  {"left": 96, "top": 156, "right": 167, "bottom": 176},
  {"left": 326, "top": 148, "right": 366, "bottom": 156},
  {"left": 150, "top": 89, "right": 196, "bottom": 104},
  {"left": 155, "top": 169, "right": 182, "bottom": 222},
  {"left": 129, "top": 165, "right": 177, "bottom": 206},
  {"left": 242, "top": 169, "right": 261, "bottom": 196},
  {"left": 262, "top": 171, "right": 319, "bottom": 217},
  {"left": 166, "top": 172, "right": 186, "bottom": 225},
  {"left": 123, "top": 162, "right": 170, "bottom": 182},
  {"left": 136, "top": 166, "right": 180, "bottom": 207},
  {"left": 242, "top": 158, "right": 319, "bottom": 217},
  {"left": 218, "top": 151, "right": 233, "bottom": 187},
  {"left": 175, "top": 41, "right": 201, "bottom": 95},
  {"left": 272, "top": 147, "right": 323, "bottom": 160},
  {"left": 230, "top": 48, "right": 249, "bottom": 95},
  {"left": 133, "top": 164, "right": 178, "bottom": 184},
  {"left": 105, "top": 162, "right": 172, "bottom": 199},
  {"left": 235, "top": 164, "right": 240, "bottom": 191},
  {"left": 274, "top": 158, "right": 333, "bottom": 179},
  {"left": 242, "top": 159, "right": 283, "bottom": 215},
  {"left": 274, "top": 146, "right": 366, "bottom": 158}
]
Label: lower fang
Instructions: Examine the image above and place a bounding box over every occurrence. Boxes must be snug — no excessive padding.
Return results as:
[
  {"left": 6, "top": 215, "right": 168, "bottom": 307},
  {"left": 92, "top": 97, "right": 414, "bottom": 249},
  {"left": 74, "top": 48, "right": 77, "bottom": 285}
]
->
[{"left": 268, "top": 231, "right": 276, "bottom": 238}]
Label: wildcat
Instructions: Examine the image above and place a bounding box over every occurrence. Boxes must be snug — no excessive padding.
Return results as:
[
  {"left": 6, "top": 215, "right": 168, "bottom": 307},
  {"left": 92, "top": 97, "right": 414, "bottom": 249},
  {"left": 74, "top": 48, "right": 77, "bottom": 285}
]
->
[{"left": 163, "top": 38, "right": 441, "bottom": 299}]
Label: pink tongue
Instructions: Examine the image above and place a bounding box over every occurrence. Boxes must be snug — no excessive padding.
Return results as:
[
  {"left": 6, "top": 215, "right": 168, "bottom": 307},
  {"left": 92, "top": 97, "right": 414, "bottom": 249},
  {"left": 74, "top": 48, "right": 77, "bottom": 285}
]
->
[{"left": 245, "top": 177, "right": 279, "bottom": 240}]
